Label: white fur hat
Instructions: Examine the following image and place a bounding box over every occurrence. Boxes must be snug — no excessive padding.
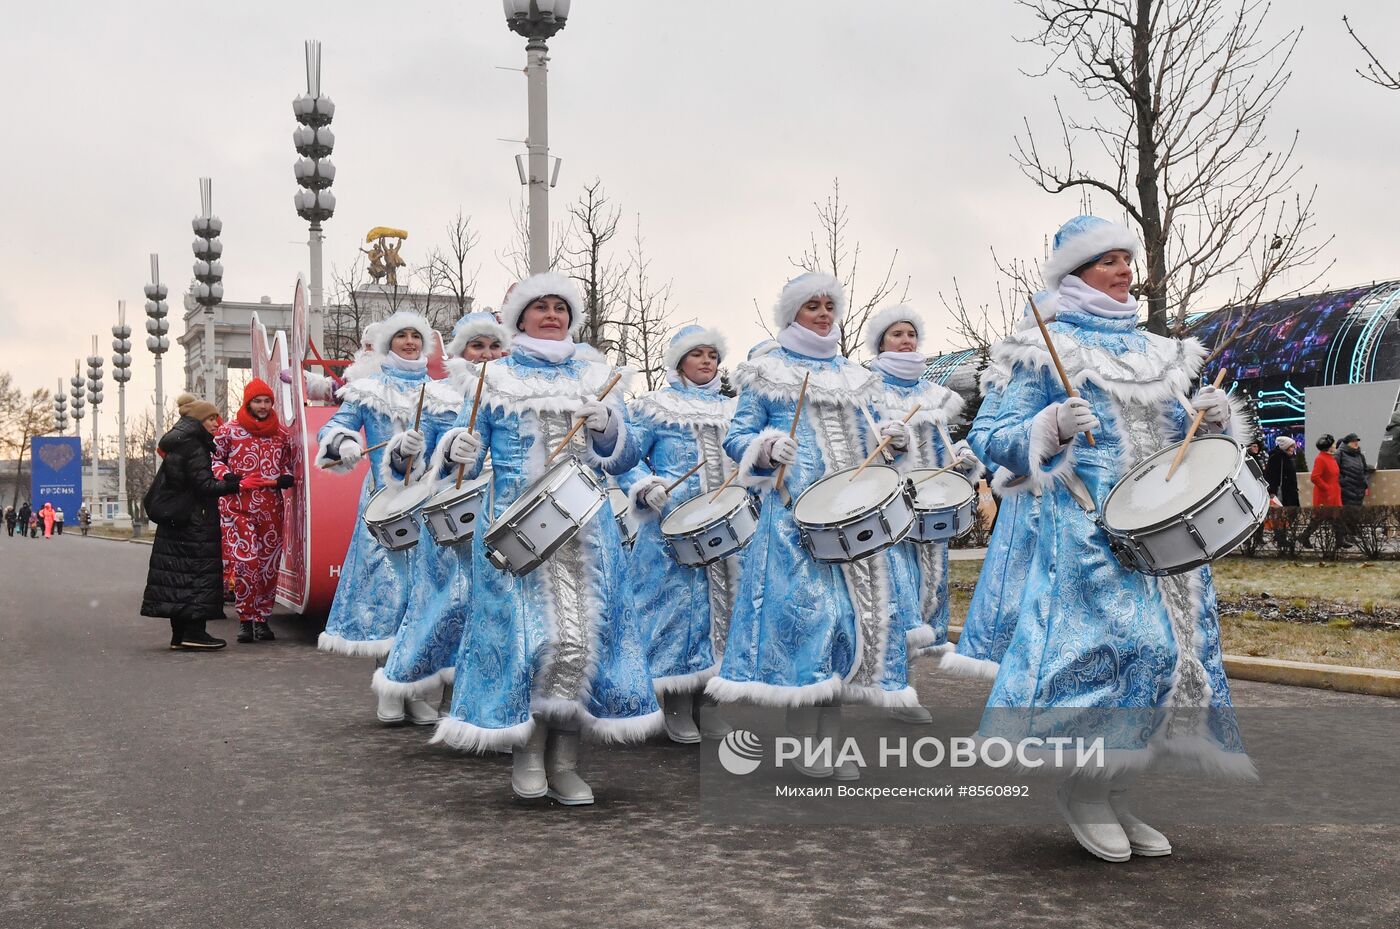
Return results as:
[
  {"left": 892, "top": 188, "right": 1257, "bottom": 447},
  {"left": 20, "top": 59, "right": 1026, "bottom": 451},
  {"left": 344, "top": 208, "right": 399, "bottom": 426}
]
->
[
  {"left": 747, "top": 339, "right": 780, "bottom": 360},
  {"left": 500, "top": 271, "right": 585, "bottom": 338},
  {"left": 1041, "top": 215, "right": 1140, "bottom": 290},
  {"left": 773, "top": 272, "right": 847, "bottom": 332},
  {"left": 371, "top": 311, "right": 435, "bottom": 355},
  {"left": 664, "top": 324, "right": 728, "bottom": 373},
  {"left": 865, "top": 304, "right": 923, "bottom": 356},
  {"left": 447, "top": 311, "right": 511, "bottom": 357}
]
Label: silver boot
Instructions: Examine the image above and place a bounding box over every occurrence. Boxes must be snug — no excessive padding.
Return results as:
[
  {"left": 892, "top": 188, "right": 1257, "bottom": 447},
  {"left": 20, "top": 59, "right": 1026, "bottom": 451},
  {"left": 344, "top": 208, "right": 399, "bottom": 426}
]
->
[
  {"left": 545, "top": 727, "right": 595, "bottom": 806},
  {"left": 510, "top": 719, "right": 549, "bottom": 800},
  {"left": 1055, "top": 775, "right": 1131, "bottom": 862},
  {"left": 662, "top": 691, "right": 702, "bottom": 744}
]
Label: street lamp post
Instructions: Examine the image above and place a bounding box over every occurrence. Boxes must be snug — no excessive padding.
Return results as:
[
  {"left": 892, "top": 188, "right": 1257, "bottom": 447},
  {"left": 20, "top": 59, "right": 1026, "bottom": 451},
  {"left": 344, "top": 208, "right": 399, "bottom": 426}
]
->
[
  {"left": 191, "top": 179, "right": 224, "bottom": 406},
  {"left": 144, "top": 254, "right": 171, "bottom": 431},
  {"left": 69, "top": 364, "right": 85, "bottom": 441},
  {"left": 503, "top": 0, "right": 571, "bottom": 274},
  {"left": 293, "top": 39, "right": 337, "bottom": 352},
  {"left": 111, "top": 302, "right": 133, "bottom": 527},
  {"left": 53, "top": 382, "right": 68, "bottom": 435},
  {"left": 85, "top": 339, "right": 105, "bottom": 522}
]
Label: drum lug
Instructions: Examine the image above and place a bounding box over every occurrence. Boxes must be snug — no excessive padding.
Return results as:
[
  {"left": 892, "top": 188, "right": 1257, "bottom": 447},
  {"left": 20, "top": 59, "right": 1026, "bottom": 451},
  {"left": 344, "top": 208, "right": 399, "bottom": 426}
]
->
[
  {"left": 1184, "top": 519, "right": 1212, "bottom": 559},
  {"left": 486, "top": 548, "right": 510, "bottom": 572},
  {"left": 1228, "top": 486, "right": 1255, "bottom": 516}
]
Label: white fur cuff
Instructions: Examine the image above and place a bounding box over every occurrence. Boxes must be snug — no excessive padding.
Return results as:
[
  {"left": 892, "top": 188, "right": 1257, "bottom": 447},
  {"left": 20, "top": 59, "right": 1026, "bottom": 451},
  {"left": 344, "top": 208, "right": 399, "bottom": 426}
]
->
[
  {"left": 736, "top": 427, "right": 788, "bottom": 491},
  {"left": 1029, "top": 405, "right": 1075, "bottom": 490},
  {"left": 627, "top": 475, "right": 669, "bottom": 521},
  {"left": 314, "top": 426, "right": 362, "bottom": 473}
]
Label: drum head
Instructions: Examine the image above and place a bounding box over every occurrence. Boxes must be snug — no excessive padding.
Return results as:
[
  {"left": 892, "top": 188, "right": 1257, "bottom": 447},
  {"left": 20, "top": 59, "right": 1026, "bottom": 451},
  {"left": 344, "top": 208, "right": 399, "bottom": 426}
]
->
[
  {"left": 794, "top": 465, "right": 902, "bottom": 525},
  {"left": 494, "top": 456, "right": 579, "bottom": 526},
  {"left": 427, "top": 468, "right": 491, "bottom": 508},
  {"left": 910, "top": 470, "right": 975, "bottom": 509},
  {"left": 608, "top": 488, "right": 629, "bottom": 514},
  {"left": 662, "top": 486, "right": 746, "bottom": 536},
  {"left": 1103, "top": 434, "right": 1241, "bottom": 532}
]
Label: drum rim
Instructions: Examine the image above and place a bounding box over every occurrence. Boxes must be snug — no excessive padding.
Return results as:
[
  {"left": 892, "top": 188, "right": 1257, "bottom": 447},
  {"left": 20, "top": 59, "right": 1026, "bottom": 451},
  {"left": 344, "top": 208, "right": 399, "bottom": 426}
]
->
[
  {"left": 793, "top": 464, "right": 912, "bottom": 530},
  {"left": 364, "top": 482, "right": 433, "bottom": 522},
  {"left": 483, "top": 454, "right": 606, "bottom": 571},
  {"left": 1101, "top": 435, "right": 1257, "bottom": 537},
  {"left": 423, "top": 474, "right": 492, "bottom": 512},
  {"left": 660, "top": 485, "right": 753, "bottom": 538},
  {"left": 487, "top": 454, "right": 590, "bottom": 530},
  {"left": 908, "top": 468, "right": 976, "bottom": 511}
]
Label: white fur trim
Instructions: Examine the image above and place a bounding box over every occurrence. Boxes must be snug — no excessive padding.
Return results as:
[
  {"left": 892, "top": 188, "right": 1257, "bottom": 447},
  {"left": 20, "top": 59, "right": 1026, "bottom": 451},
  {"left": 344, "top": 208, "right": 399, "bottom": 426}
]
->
[
  {"left": 500, "top": 272, "right": 585, "bottom": 338},
  {"left": 447, "top": 318, "right": 512, "bottom": 358},
  {"left": 427, "top": 426, "right": 476, "bottom": 482},
  {"left": 841, "top": 683, "right": 921, "bottom": 709},
  {"left": 371, "top": 666, "right": 452, "bottom": 700},
  {"left": 627, "top": 476, "right": 669, "bottom": 522},
  {"left": 881, "top": 380, "right": 965, "bottom": 430},
  {"left": 431, "top": 715, "right": 536, "bottom": 753},
  {"left": 865, "top": 304, "right": 924, "bottom": 356},
  {"left": 379, "top": 430, "right": 431, "bottom": 486},
  {"left": 705, "top": 674, "right": 844, "bottom": 708},
  {"left": 912, "top": 641, "right": 956, "bottom": 661},
  {"left": 1041, "top": 220, "right": 1140, "bottom": 290},
  {"left": 990, "top": 328, "right": 1206, "bottom": 409},
  {"left": 582, "top": 708, "right": 665, "bottom": 744},
  {"left": 653, "top": 663, "right": 720, "bottom": 696},
  {"left": 731, "top": 352, "right": 881, "bottom": 407},
  {"left": 938, "top": 650, "right": 1002, "bottom": 681},
  {"left": 773, "top": 272, "right": 848, "bottom": 331},
  {"left": 736, "top": 427, "right": 788, "bottom": 491},
  {"left": 971, "top": 732, "right": 1257, "bottom": 781},
  {"left": 578, "top": 412, "right": 631, "bottom": 472},
  {"left": 336, "top": 374, "right": 462, "bottom": 420},
  {"left": 630, "top": 389, "right": 735, "bottom": 429},
  {"left": 906, "top": 624, "right": 938, "bottom": 651},
  {"left": 483, "top": 357, "right": 633, "bottom": 418},
  {"left": 315, "top": 426, "right": 362, "bottom": 473},
  {"left": 990, "top": 467, "right": 1037, "bottom": 498},
  {"left": 664, "top": 326, "right": 729, "bottom": 373},
  {"left": 370, "top": 311, "right": 435, "bottom": 355},
  {"left": 1029, "top": 405, "right": 1077, "bottom": 491},
  {"left": 317, "top": 631, "right": 395, "bottom": 659}
]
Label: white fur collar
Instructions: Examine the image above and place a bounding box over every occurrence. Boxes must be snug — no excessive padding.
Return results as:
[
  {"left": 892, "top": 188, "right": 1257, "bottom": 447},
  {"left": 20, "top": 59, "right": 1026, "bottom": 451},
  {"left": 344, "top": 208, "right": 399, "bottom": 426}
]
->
[
  {"left": 483, "top": 357, "right": 632, "bottom": 417},
  {"left": 879, "top": 379, "right": 965, "bottom": 427},
  {"left": 732, "top": 351, "right": 881, "bottom": 406},
  {"left": 336, "top": 372, "right": 462, "bottom": 419},
  {"left": 988, "top": 327, "right": 1205, "bottom": 405},
  {"left": 630, "top": 388, "right": 735, "bottom": 428}
]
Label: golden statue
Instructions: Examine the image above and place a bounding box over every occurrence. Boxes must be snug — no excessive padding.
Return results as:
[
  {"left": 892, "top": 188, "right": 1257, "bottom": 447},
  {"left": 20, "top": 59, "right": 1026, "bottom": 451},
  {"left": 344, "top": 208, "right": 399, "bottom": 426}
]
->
[{"left": 362, "top": 226, "right": 409, "bottom": 286}]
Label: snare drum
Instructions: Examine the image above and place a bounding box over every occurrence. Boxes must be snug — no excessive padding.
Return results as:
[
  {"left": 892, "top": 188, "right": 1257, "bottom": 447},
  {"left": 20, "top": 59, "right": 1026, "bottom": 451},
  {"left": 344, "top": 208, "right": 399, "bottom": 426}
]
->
[
  {"left": 793, "top": 464, "right": 916, "bottom": 563},
  {"left": 422, "top": 468, "right": 493, "bottom": 547},
  {"left": 660, "top": 485, "right": 760, "bottom": 567},
  {"left": 483, "top": 455, "right": 606, "bottom": 576},
  {"left": 1100, "top": 434, "right": 1268, "bottom": 576},
  {"left": 908, "top": 469, "right": 977, "bottom": 543},
  {"left": 608, "top": 487, "right": 637, "bottom": 548},
  {"left": 362, "top": 482, "right": 434, "bottom": 552}
]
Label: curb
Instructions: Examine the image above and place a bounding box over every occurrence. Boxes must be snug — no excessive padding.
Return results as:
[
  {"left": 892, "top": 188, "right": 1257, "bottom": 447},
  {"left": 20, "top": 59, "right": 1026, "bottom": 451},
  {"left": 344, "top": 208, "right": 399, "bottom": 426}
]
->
[{"left": 946, "top": 626, "right": 1400, "bottom": 699}]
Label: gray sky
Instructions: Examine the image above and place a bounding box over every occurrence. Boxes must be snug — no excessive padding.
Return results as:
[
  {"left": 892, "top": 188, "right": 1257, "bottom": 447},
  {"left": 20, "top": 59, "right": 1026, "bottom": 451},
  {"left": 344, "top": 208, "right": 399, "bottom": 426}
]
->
[{"left": 3, "top": 0, "right": 1398, "bottom": 413}]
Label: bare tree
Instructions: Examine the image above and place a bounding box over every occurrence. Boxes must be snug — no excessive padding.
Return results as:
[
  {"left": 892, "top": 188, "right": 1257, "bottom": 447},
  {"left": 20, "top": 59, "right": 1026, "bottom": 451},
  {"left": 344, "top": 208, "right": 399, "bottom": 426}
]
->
[
  {"left": 787, "top": 178, "right": 908, "bottom": 359},
  {"left": 1343, "top": 15, "right": 1400, "bottom": 91},
  {"left": 614, "top": 216, "right": 675, "bottom": 391},
  {"left": 564, "top": 178, "right": 628, "bottom": 353},
  {"left": 497, "top": 193, "right": 568, "bottom": 284},
  {"left": 427, "top": 209, "right": 480, "bottom": 318},
  {"left": 1014, "top": 0, "right": 1329, "bottom": 344},
  {"left": 119, "top": 411, "right": 162, "bottom": 522},
  {"left": 940, "top": 251, "right": 1040, "bottom": 361},
  {"left": 0, "top": 373, "right": 55, "bottom": 507}
]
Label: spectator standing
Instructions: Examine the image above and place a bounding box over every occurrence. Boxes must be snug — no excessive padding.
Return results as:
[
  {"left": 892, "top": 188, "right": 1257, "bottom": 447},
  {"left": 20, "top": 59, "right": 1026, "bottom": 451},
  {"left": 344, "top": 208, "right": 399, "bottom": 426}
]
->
[
  {"left": 17, "top": 502, "right": 31, "bottom": 538},
  {"left": 1265, "top": 436, "right": 1300, "bottom": 506},
  {"left": 37, "top": 502, "right": 55, "bottom": 539},
  {"left": 78, "top": 505, "right": 90, "bottom": 536},
  {"left": 54, "top": 508, "right": 64, "bottom": 535},
  {"left": 139, "top": 393, "right": 243, "bottom": 651},
  {"left": 1378, "top": 410, "right": 1400, "bottom": 471},
  {"left": 1245, "top": 439, "right": 1268, "bottom": 477},
  {"left": 28, "top": 512, "right": 39, "bottom": 538},
  {"left": 4, "top": 505, "right": 15, "bottom": 537},
  {"left": 1337, "top": 433, "right": 1372, "bottom": 506}
]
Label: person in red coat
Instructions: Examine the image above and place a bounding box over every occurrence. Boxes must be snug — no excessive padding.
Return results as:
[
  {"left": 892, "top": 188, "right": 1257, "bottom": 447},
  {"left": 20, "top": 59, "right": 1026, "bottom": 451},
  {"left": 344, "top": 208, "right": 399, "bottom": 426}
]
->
[
  {"left": 212, "top": 379, "right": 296, "bottom": 643},
  {"left": 1310, "top": 434, "right": 1342, "bottom": 506}
]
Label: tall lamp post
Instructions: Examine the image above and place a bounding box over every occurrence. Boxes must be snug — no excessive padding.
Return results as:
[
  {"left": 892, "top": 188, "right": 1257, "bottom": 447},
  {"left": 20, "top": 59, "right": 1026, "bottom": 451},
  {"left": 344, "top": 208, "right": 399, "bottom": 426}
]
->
[
  {"left": 53, "top": 383, "right": 68, "bottom": 434},
  {"left": 111, "top": 302, "right": 133, "bottom": 527},
  {"left": 69, "top": 364, "right": 85, "bottom": 442},
  {"left": 293, "top": 39, "right": 336, "bottom": 352},
  {"left": 192, "top": 178, "right": 224, "bottom": 406},
  {"left": 85, "top": 340, "right": 105, "bottom": 521},
  {"left": 144, "top": 254, "right": 171, "bottom": 431},
  {"left": 503, "top": 0, "right": 570, "bottom": 273}
]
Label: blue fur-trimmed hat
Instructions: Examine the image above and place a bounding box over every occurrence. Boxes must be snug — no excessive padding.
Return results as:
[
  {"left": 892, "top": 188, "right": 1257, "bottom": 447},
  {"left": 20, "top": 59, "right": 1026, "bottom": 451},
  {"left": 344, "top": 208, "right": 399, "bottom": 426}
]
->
[
  {"left": 447, "top": 310, "right": 511, "bottom": 357},
  {"left": 664, "top": 324, "right": 728, "bottom": 373},
  {"left": 499, "top": 272, "right": 585, "bottom": 338},
  {"left": 772, "top": 272, "right": 847, "bottom": 331},
  {"left": 865, "top": 304, "right": 924, "bottom": 356},
  {"left": 1041, "top": 215, "right": 1140, "bottom": 290},
  {"left": 370, "top": 310, "right": 434, "bottom": 355}
]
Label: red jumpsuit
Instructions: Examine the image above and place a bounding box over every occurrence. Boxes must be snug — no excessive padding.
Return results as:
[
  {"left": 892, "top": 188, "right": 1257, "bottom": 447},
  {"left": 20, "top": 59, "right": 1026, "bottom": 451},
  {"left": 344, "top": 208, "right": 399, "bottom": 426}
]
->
[{"left": 213, "top": 384, "right": 293, "bottom": 624}]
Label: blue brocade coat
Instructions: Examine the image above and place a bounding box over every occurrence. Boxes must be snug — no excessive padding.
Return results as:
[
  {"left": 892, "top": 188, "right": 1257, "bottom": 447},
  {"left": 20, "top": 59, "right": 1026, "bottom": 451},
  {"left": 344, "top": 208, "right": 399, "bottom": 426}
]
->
[
  {"left": 705, "top": 348, "right": 922, "bottom": 708},
  {"left": 618, "top": 384, "right": 741, "bottom": 694},
  {"left": 974, "top": 308, "right": 1253, "bottom": 778},
  {"left": 429, "top": 351, "right": 662, "bottom": 751},
  {"left": 314, "top": 366, "right": 461, "bottom": 658}
]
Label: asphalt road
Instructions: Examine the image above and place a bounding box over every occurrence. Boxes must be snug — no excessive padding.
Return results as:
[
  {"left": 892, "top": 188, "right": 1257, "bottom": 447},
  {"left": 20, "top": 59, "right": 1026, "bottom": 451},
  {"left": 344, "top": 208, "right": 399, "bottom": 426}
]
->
[{"left": 2, "top": 533, "right": 1395, "bottom": 929}]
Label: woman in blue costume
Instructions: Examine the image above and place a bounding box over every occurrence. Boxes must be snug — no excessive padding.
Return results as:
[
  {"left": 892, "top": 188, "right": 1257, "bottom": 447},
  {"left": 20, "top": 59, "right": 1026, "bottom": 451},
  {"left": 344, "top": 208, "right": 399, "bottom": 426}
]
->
[
  {"left": 430, "top": 273, "right": 661, "bottom": 806},
  {"left": 975, "top": 216, "right": 1253, "bottom": 863},
  {"left": 618, "top": 326, "right": 738, "bottom": 744},
  {"left": 371, "top": 312, "right": 512, "bottom": 726},
  {"left": 314, "top": 312, "right": 462, "bottom": 720},
  {"left": 867, "top": 306, "right": 983, "bottom": 702},
  {"left": 705, "top": 273, "right": 923, "bottom": 780}
]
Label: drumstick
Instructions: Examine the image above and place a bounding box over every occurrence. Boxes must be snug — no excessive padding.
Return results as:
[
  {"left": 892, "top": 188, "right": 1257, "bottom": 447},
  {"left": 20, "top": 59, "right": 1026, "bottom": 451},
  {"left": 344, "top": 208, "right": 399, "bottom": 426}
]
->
[
  {"left": 773, "top": 372, "right": 810, "bottom": 506},
  {"left": 546, "top": 371, "right": 624, "bottom": 464},
  {"left": 665, "top": 458, "right": 707, "bottom": 494},
  {"left": 850, "top": 404, "right": 922, "bottom": 482},
  {"left": 402, "top": 384, "right": 426, "bottom": 484},
  {"left": 455, "top": 358, "right": 491, "bottom": 490},
  {"left": 934, "top": 417, "right": 958, "bottom": 469},
  {"left": 709, "top": 466, "right": 742, "bottom": 502},
  {"left": 1028, "top": 291, "right": 1095, "bottom": 448},
  {"left": 1165, "top": 368, "right": 1228, "bottom": 481},
  {"left": 914, "top": 460, "right": 961, "bottom": 486}
]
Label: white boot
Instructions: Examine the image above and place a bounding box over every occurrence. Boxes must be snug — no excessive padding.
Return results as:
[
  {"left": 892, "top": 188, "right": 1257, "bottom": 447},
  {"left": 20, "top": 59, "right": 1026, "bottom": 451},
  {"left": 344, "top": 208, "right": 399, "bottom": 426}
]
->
[
  {"left": 376, "top": 690, "right": 406, "bottom": 724},
  {"left": 1109, "top": 788, "right": 1173, "bottom": 856},
  {"left": 662, "top": 691, "right": 701, "bottom": 744},
  {"left": 1055, "top": 776, "right": 1131, "bottom": 863},
  {"left": 511, "top": 720, "right": 548, "bottom": 800},
  {"left": 545, "top": 728, "right": 595, "bottom": 806},
  {"left": 693, "top": 692, "right": 733, "bottom": 740},
  {"left": 786, "top": 705, "right": 831, "bottom": 779},
  {"left": 889, "top": 703, "right": 934, "bottom": 725},
  {"left": 822, "top": 704, "right": 860, "bottom": 781},
  {"left": 405, "top": 684, "right": 443, "bottom": 726}
]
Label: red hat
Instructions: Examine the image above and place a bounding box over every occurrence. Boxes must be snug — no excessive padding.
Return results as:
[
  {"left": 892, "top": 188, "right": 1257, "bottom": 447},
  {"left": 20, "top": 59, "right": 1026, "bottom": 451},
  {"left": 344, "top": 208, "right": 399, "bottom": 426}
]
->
[{"left": 243, "top": 378, "right": 275, "bottom": 406}]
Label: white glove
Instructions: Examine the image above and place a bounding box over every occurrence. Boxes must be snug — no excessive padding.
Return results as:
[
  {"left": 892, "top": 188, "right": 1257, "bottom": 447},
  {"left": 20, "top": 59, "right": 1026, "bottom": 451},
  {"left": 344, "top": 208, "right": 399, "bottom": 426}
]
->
[
  {"left": 397, "top": 429, "right": 426, "bottom": 459},
  {"left": 1191, "top": 385, "right": 1231, "bottom": 427},
  {"left": 578, "top": 399, "right": 613, "bottom": 433},
  {"left": 447, "top": 430, "right": 482, "bottom": 464},
  {"left": 1054, "top": 397, "right": 1100, "bottom": 443},
  {"left": 951, "top": 440, "right": 978, "bottom": 466},
  {"left": 761, "top": 434, "right": 798, "bottom": 468},
  {"left": 642, "top": 482, "right": 669, "bottom": 511},
  {"left": 878, "top": 420, "right": 911, "bottom": 451},
  {"left": 337, "top": 437, "right": 364, "bottom": 467}
]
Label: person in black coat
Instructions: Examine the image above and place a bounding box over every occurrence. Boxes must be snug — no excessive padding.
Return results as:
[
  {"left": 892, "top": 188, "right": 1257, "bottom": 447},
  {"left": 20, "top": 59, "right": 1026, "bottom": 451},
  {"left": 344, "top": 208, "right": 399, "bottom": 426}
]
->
[
  {"left": 1264, "top": 436, "right": 1300, "bottom": 507},
  {"left": 16, "top": 501, "right": 31, "bottom": 538},
  {"left": 1337, "top": 433, "right": 1371, "bottom": 507},
  {"left": 140, "top": 395, "right": 242, "bottom": 650}
]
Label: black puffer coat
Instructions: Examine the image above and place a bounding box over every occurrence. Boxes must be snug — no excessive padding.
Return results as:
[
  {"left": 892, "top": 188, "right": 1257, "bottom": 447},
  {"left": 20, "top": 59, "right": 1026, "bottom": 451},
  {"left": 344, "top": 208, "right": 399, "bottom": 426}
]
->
[
  {"left": 1264, "top": 449, "right": 1300, "bottom": 507},
  {"left": 1337, "top": 445, "right": 1371, "bottom": 506},
  {"left": 140, "top": 416, "right": 239, "bottom": 621}
]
